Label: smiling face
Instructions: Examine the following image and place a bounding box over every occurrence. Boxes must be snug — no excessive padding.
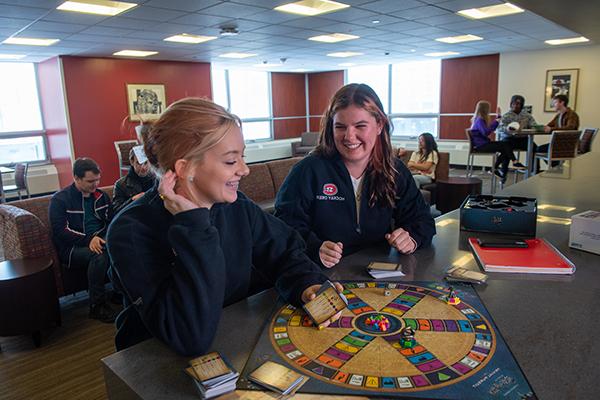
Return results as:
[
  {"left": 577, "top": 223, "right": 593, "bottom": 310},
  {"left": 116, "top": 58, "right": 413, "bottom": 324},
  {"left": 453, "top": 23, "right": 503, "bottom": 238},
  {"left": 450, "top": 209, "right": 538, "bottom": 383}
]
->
[
  {"left": 187, "top": 126, "right": 249, "bottom": 207},
  {"left": 333, "top": 104, "right": 382, "bottom": 174}
]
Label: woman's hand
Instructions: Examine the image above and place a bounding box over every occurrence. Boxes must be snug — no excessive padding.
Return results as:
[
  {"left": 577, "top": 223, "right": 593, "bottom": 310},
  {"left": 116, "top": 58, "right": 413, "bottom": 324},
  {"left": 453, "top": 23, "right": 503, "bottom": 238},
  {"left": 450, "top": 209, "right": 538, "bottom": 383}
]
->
[
  {"left": 496, "top": 106, "right": 502, "bottom": 117},
  {"left": 385, "top": 228, "right": 417, "bottom": 254},
  {"left": 301, "top": 282, "right": 345, "bottom": 328},
  {"left": 319, "top": 241, "right": 343, "bottom": 268},
  {"left": 158, "top": 170, "right": 199, "bottom": 215}
]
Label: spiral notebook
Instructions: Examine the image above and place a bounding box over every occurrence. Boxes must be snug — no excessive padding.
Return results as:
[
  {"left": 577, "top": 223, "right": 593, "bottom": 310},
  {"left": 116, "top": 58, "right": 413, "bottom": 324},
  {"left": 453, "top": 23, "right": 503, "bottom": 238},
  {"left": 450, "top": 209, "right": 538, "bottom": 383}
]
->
[{"left": 468, "top": 237, "right": 575, "bottom": 275}]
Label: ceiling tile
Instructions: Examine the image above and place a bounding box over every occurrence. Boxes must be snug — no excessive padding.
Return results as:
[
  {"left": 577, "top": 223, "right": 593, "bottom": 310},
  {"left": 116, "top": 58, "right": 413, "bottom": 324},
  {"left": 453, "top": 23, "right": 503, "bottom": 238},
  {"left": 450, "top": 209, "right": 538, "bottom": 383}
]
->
[
  {"left": 395, "top": 5, "right": 449, "bottom": 20},
  {"left": 217, "top": 19, "right": 268, "bottom": 31},
  {"left": 380, "top": 20, "right": 429, "bottom": 33},
  {"left": 434, "top": 0, "right": 498, "bottom": 12},
  {"left": 29, "top": 20, "right": 87, "bottom": 33},
  {"left": 120, "top": 6, "right": 187, "bottom": 22},
  {"left": 416, "top": 13, "right": 465, "bottom": 26},
  {"left": 244, "top": 9, "right": 300, "bottom": 24},
  {"left": 80, "top": 26, "right": 135, "bottom": 37},
  {"left": 201, "top": 2, "right": 265, "bottom": 18},
  {"left": 143, "top": 0, "right": 222, "bottom": 12},
  {"left": 171, "top": 13, "right": 231, "bottom": 27},
  {"left": 0, "top": 4, "right": 50, "bottom": 19},
  {"left": 359, "top": 0, "right": 423, "bottom": 13}
]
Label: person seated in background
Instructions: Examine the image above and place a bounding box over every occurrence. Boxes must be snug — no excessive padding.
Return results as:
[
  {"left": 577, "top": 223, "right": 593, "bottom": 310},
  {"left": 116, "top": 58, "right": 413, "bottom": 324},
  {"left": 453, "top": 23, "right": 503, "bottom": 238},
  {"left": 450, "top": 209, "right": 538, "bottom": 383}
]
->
[
  {"left": 275, "top": 83, "right": 435, "bottom": 269},
  {"left": 112, "top": 147, "right": 155, "bottom": 213},
  {"left": 49, "top": 158, "right": 117, "bottom": 323},
  {"left": 107, "top": 97, "right": 336, "bottom": 356},
  {"left": 469, "top": 100, "right": 526, "bottom": 183},
  {"left": 536, "top": 94, "right": 580, "bottom": 169},
  {"left": 407, "top": 132, "right": 439, "bottom": 188},
  {"left": 497, "top": 94, "right": 537, "bottom": 152}
]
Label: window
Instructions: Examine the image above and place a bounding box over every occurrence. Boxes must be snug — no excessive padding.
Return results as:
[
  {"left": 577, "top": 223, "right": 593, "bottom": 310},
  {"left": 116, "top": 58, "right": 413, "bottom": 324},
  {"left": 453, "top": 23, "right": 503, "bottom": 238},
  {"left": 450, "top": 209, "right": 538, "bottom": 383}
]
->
[
  {"left": 210, "top": 67, "right": 272, "bottom": 141},
  {"left": 390, "top": 60, "right": 440, "bottom": 137},
  {"left": 347, "top": 65, "right": 390, "bottom": 113},
  {"left": 0, "top": 62, "right": 46, "bottom": 164}
]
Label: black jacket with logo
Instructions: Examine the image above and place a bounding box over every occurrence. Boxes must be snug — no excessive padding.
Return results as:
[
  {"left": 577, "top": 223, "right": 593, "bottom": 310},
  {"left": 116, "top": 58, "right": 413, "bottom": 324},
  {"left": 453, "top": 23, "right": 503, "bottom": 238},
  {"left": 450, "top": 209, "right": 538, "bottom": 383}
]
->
[
  {"left": 275, "top": 154, "right": 436, "bottom": 265},
  {"left": 112, "top": 166, "right": 156, "bottom": 213},
  {"left": 49, "top": 183, "right": 113, "bottom": 266}
]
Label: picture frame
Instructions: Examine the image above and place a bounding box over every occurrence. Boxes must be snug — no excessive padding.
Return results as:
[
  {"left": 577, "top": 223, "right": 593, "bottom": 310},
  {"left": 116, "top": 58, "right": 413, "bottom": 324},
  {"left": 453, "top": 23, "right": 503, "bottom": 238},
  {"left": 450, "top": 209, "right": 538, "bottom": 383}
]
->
[
  {"left": 544, "top": 69, "right": 579, "bottom": 112},
  {"left": 126, "top": 84, "right": 166, "bottom": 121}
]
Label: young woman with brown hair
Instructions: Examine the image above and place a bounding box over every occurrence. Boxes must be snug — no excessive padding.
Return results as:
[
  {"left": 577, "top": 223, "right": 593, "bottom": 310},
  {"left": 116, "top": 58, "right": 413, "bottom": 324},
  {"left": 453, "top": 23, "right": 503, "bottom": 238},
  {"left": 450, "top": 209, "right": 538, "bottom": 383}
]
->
[
  {"left": 275, "top": 83, "right": 435, "bottom": 268},
  {"left": 107, "top": 97, "right": 334, "bottom": 356}
]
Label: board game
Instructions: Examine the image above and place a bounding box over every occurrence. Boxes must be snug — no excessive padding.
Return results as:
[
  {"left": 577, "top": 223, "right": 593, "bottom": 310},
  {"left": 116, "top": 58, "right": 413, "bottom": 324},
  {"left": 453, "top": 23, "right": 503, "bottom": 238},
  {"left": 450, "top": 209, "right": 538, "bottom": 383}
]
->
[{"left": 239, "top": 282, "right": 536, "bottom": 399}]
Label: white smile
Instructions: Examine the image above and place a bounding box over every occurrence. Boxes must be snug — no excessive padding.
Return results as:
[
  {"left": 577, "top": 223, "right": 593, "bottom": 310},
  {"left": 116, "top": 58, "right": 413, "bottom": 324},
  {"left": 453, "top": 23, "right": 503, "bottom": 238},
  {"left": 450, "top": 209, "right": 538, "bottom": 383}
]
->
[
  {"left": 226, "top": 181, "right": 240, "bottom": 189},
  {"left": 344, "top": 142, "right": 362, "bottom": 149}
]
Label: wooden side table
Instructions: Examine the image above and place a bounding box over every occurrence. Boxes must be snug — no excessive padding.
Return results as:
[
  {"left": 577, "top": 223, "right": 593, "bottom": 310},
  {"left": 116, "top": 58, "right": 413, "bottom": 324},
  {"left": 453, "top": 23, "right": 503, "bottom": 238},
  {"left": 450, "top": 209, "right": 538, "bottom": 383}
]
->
[
  {"left": 0, "top": 257, "right": 61, "bottom": 347},
  {"left": 435, "top": 177, "right": 482, "bottom": 214}
]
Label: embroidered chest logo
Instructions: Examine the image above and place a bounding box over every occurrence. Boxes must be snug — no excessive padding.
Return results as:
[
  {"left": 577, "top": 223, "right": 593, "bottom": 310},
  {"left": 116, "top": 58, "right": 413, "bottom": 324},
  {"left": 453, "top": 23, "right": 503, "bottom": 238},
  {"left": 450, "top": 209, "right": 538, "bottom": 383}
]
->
[{"left": 323, "top": 183, "right": 338, "bottom": 196}]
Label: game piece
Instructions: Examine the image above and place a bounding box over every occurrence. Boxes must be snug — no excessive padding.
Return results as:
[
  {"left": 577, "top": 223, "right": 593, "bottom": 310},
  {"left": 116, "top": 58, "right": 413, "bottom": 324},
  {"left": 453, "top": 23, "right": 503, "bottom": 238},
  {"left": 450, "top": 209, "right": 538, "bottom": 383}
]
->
[
  {"left": 302, "top": 280, "right": 348, "bottom": 327},
  {"left": 400, "top": 326, "right": 416, "bottom": 349},
  {"left": 446, "top": 286, "right": 461, "bottom": 305},
  {"left": 365, "top": 314, "right": 391, "bottom": 332},
  {"left": 384, "top": 289, "right": 391, "bottom": 296}
]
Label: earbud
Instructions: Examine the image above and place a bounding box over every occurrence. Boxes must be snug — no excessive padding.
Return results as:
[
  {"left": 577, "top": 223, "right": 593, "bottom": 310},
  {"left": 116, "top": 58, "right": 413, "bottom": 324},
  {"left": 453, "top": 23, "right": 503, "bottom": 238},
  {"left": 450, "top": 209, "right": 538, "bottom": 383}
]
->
[{"left": 187, "top": 176, "right": 194, "bottom": 182}]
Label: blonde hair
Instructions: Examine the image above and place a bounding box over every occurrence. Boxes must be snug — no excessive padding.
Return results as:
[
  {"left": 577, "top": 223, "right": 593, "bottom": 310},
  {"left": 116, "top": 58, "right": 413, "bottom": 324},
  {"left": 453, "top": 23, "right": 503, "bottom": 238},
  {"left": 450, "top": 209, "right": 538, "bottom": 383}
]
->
[
  {"left": 472, "top": 100, "right": 491, "bottom": 125},
  {"left": 143, "top": 98, "right": 241, "bottom": 176}
]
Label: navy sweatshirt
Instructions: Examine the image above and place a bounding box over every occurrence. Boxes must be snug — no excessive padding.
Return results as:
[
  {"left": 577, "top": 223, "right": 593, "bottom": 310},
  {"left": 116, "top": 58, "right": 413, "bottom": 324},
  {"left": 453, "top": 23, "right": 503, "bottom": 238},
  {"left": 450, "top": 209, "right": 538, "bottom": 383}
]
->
[
  {"left": 107, "top": 188, "right": 327, "bottom": 356},
  {"left": 274, "top": 154, "right": 436, "bottom": 265}
]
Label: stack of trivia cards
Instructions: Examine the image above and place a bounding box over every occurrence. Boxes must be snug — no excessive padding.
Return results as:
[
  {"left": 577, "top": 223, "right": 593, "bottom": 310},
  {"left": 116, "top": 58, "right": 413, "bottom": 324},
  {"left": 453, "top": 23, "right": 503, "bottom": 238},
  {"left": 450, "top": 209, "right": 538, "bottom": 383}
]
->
[{"left": 185, "top": 352, "right": 239, "bottom": 398}]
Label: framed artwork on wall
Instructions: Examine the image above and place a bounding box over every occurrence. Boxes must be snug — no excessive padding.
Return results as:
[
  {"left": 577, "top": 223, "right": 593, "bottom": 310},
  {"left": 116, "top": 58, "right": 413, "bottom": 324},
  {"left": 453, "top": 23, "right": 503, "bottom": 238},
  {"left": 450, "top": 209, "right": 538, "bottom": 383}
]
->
[
  {"left": 544, "top": 69, "right": 579, "bottom": 112},
  {"left": 127, "top": 84, "right": 166, "bottom": 121}
]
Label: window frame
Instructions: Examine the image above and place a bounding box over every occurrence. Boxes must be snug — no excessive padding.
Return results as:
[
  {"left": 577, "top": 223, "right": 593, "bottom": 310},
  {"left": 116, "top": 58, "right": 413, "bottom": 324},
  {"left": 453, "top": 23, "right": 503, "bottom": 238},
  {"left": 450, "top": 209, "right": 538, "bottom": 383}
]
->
[{"left": 0, "top": 62, "right": 49, "bottom": 165}]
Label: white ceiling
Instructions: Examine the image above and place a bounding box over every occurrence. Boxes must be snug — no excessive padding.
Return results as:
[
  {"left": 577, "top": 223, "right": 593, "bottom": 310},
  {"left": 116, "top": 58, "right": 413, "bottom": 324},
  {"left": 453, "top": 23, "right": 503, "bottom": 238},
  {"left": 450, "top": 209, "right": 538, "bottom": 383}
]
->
[{"left": 0, "top": 0, "right": 593, "bottom": 71}]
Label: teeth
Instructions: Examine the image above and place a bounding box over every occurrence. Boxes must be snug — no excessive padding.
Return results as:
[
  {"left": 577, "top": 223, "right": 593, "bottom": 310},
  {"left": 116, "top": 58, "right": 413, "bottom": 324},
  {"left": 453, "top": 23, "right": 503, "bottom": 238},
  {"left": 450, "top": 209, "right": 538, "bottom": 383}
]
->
[
  {"left": 226, "top": 181, "right": 239, "bottom": 188},
  {"left": 344, "top": 143, "right": 361, "bottom": 149}
]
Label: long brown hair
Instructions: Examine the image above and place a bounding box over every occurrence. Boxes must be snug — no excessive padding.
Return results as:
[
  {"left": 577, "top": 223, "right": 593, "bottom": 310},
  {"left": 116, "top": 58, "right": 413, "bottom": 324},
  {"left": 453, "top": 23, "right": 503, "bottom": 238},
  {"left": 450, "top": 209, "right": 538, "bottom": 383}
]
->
[
  {"left": 143, "top": 97, "right": 241, "bottom": 176},
  {"left": 314, "top": 83, "right": 397, "bottom": 208},
  {"left": 471, "top": 100, "right": 491, "bottom": 126}
]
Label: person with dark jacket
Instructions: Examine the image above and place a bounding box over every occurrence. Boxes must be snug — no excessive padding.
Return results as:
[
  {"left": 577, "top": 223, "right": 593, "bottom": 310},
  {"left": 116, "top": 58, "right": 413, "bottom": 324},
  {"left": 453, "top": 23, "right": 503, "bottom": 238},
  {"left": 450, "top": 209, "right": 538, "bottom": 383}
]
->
[
  {"left": 112, "top": 147, "right": 155, "bottom": 213},
  {"left": 275, "top": 84, "right": 436, "bottom": 269},
  {"left": 49, "top": 158, "right": 117, "bottom": 323},
  {"left": 107, "top": 98, "right": 334, "bottom": 356}
]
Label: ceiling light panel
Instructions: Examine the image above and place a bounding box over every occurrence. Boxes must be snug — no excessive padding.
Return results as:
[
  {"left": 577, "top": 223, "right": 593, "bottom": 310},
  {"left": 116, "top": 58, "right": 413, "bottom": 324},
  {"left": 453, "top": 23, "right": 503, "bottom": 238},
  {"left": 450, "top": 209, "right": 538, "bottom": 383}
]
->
[
  {"left": 3, "top": 37, "right": 60, "bottom": 46},
  {"left": 275, "top": 0, "right": 350, "bottom": 17},
  {"left": 57, "top": 0, "right": 137, "bottom": 16},
  {"left": 545, "top": 36, "right": 589, "bottom": 45},
  {"left": 424, "top": 51, "right": 460, "bottom": 57},
  {"left": 113, "top": 49, "right": 157, "bottom": 57},
  {"left": 309, "top": 33, "right": 359, "bottom": 43},
  {"left": 0, "top": 54, "right": 27, "bottom": 59},
  {"left": 164, "top": 34, "right": 217, "bottom": 44},
  {"left": 219, "top": 52, "right": 257, "bottom": 59},
  {"left": 457, "top": 3, "right": 524, "bottom": 19},
  {"left": 436, "top": 34, "right": 483, "bottom": 44},
  {"left": 327, "top": 51, "right": 362, "bottom": 57}
]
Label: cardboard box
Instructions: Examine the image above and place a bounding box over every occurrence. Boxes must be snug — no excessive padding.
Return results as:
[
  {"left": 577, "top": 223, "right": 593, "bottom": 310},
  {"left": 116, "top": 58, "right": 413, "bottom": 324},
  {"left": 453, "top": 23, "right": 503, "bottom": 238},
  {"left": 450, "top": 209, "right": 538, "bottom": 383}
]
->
[
  {"left": 569, "top": 210, "right": 600, "bottom": 255},
  {"left": 460, "top": 195, "right": 537, "bottom": 237}
]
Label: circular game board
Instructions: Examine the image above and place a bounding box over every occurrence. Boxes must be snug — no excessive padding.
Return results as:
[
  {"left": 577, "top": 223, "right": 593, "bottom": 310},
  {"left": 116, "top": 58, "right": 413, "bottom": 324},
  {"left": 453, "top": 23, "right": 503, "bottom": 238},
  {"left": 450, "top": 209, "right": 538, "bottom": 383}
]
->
[{"left": 270, "top": 282, "right": 496, "bottom": 393}]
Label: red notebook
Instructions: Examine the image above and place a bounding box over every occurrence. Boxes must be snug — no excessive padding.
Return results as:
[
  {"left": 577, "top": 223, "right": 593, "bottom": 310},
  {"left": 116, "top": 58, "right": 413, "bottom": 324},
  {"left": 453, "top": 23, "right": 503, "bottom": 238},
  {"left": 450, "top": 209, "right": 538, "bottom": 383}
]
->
[{"left": 468, "top": 238, "right": 576, "bottom": 275}]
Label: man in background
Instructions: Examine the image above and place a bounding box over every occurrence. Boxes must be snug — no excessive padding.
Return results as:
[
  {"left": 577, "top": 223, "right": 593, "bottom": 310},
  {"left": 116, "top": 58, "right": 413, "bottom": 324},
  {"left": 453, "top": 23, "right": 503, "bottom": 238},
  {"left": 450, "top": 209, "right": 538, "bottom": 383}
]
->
[
  {"left": 497, "top": 94, "right": 537, "bottom": 152},
  {"left": 49, "top": 158, "right": 117, "bottom": 323},
  {"left": 537, "top": 94, "right": 580, "bottom": 169},
  {"left": 113, "top": 146, "right": 155, "bottom": 213}
]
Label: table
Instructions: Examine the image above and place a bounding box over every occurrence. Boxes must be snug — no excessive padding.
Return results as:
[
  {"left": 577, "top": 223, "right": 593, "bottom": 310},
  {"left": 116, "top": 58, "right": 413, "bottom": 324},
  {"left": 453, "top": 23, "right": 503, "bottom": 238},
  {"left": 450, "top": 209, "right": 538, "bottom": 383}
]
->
[
  {"left": 102, "top": 152, "right": 600, "bottom": 400},
  {"left": 0, "top": 166, "right": 14, "bottom": 203},
  {"left": 512, "top": 129, "right": 551, "bottom": 178},
  {"left": 0, "top": 257, "right": 61, "bottom": 347},
  {"left": 435, "top": 177, "right": 482, "bottom": 214}
]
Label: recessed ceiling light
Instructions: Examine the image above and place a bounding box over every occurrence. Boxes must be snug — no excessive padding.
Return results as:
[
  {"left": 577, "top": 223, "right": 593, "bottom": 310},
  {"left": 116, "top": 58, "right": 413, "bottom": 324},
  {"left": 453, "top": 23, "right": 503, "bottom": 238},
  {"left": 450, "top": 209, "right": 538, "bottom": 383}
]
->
[
  {"left": 372, "top": 19, "right": 380, "bottom": 24},
  {"left": 219, "top": 52, "right": 257, "bottom": 59},
  {"left": 424, "top": 51, "right": 460, "bottom": 57},
  {"left": 545, "top": 36, "right": 589, "bottom": 45},
  {"left": 275, "top": 0, "right": 350, "bottom": 16},
  {"left": 113, "top": 50, "right": 157, "bottom": 57},
  {"left": 3, "top": 37, "right": 60, "bottom": 46},
  {"left": 164, "top": 34, "right": 217, "bottom": 44},
  {"left": 327, "top": 51, "right": 362, "bottom": 58},
  {"left": 57, "top": 0, "right": 137, "bottom": 16},
  {"left": 436, "top": 34, "right": 483, "bottom": 44},
  {"left": 0, "top": 54, "right": 27, "bottom": 59},
  {"left": 309, "top": 33, "right": 359, "bottom": 43},
  {"left": 457, "top": 2, "right": 524, "bottom": 19},
  {"left": 291, "top": 68, "right": 311, "bottom": 72},
  {"left": 338, "top": 62, "right": 355, "bottom": 66}
]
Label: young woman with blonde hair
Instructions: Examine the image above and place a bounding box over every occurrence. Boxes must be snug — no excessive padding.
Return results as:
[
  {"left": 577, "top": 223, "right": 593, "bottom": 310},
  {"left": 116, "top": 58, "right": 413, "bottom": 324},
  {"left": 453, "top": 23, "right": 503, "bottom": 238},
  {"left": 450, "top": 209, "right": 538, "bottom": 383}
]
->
[
  {"left": 470, "top": 100, "right": 525, "bottom": 182},
  {"left": 275, "top": 84, "right": 435, "bottom": 268},
  {"left": 107, "top": 97, "right": 335, "bottom": 356}
]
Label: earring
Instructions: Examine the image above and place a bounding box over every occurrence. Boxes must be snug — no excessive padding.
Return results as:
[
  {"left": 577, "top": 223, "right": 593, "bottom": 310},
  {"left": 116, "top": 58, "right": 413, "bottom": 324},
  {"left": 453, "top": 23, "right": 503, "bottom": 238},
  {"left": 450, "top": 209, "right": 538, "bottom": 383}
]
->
[{"left": 187, "top": 176, "right": 194, "bottom": 182}]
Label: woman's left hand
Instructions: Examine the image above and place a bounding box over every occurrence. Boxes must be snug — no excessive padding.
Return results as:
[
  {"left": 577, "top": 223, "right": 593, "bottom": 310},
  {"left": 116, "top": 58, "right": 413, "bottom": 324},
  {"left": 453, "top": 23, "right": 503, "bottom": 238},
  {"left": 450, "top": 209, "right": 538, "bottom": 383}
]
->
[
  {"left": 301, "top": 282, "right": 345, "bottom": 328},
  {"left": 159, "top": 170, "right": 199, "bottom": 215},
  {"left": 385, "top": 228, "right": 417, "bottom": 254}
]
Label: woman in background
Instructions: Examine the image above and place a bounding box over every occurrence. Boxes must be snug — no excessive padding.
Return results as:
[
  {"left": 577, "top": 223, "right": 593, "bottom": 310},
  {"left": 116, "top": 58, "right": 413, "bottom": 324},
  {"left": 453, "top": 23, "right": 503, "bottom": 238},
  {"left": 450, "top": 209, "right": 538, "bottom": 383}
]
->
[
  {"left": 407, "top": 132, "right": 439, "bottom": 188},
  {"left": 469, "top": 100, "right": 525, "bottom": 182},
  {"left": 275, "top": 83, "right": 435, "bottom": 269}
]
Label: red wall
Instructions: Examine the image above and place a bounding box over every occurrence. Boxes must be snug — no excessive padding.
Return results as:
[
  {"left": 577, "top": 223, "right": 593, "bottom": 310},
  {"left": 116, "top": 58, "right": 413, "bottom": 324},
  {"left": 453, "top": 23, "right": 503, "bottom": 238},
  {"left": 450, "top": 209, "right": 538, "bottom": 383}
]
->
[
  {"left": 37, "top": 57, "right": 72, "bottom": 187},
  {"left": 271, "top": 72, "right": 307, "bottom": 139},
  {"left": 440, "top": 54, "right": 499, "bottom": 140},
  {"left": 61, "top": 56, "right": 212, "bottom": 186},
  {"left": 308, "top": 71, "right": 344, "bottom": 132}
]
